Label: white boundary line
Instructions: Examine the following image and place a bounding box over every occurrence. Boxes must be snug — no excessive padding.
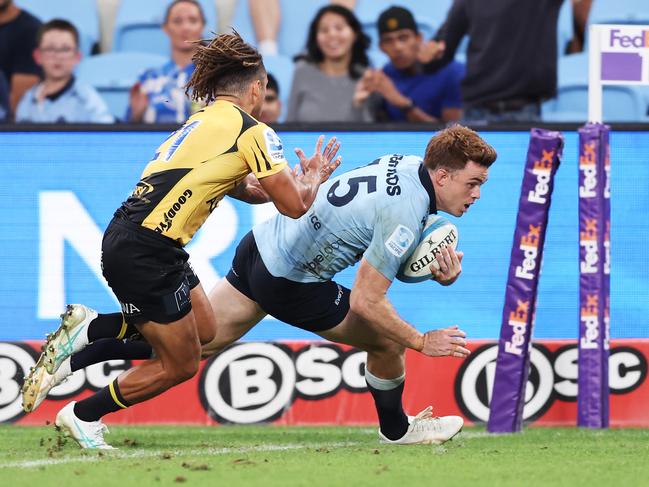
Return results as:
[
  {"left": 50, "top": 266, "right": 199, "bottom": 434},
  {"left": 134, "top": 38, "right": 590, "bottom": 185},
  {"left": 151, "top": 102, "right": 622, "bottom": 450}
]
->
[{"left": 0, "top": 442, "right": 360, "bottom": 469}]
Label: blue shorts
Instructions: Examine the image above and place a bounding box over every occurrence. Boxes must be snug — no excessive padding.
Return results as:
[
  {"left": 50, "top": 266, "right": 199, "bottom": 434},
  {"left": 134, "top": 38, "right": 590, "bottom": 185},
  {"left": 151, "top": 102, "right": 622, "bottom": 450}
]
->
[{"left": 225, "top": 231, "right": 350, "bottom": 332}]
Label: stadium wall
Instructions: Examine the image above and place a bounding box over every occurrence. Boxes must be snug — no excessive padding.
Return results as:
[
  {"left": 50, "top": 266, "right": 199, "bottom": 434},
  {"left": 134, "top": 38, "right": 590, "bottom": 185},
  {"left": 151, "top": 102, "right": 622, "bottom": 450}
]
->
[{"left": 1, "top": 125, "right": 648, "bottom": 425}]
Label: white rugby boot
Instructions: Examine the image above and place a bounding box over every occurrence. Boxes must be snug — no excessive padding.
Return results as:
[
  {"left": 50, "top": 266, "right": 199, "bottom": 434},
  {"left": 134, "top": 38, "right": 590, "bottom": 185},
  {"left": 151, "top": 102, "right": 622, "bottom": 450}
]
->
[
  {"left": 378, "top": 406, "right": 463, "bottom": 445},
  {"left": 43, "top": 304, "right": 97, "bottom": 374},
  {"left": 55, "top": 401, "right": 116, "bottom": 450},
  {"left": 22, "top": 355, "right": 72, "bottom": 412}
]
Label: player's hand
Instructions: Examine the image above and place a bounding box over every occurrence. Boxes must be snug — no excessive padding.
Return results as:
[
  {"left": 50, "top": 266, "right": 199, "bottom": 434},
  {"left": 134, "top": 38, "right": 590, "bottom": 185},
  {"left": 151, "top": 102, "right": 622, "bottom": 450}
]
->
[
  {"left": 417, "top": 40, "right": 445, "bottom": 64},
  {"left": 430, "top": 247, "right": 463, "bottom": 286},
  {"left": 421, "top": 326, "right": 470, "bottom": 358},
  {"left": 129, "top": 82, "right": 148, "bottom": 122},
  {"left": 294, "top": 135, "right": 342, "bottom": 183}
]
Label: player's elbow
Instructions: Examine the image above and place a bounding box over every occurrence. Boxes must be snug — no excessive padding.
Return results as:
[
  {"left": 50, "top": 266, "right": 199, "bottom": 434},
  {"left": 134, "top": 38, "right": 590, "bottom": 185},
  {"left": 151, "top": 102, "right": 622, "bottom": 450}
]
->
[{"left": 277, "top": 201, "right": 308, "bottom": 219}]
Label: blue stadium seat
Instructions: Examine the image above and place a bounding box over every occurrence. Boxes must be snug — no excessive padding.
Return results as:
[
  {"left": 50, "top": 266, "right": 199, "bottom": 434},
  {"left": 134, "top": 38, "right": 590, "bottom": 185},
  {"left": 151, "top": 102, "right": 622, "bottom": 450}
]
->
[
  {"left": 75, "top": 52, "right": 168, "bottom": 121},
  {"left": 263, "top": 54, "right": 294, "bottom": 122},
  {"left": 542, "top": 83, "right": 647, "bottom": 122},
  {"left": 16, "top": 0, "right": 100, "bottom": 55},
  {"left": 588, "top": 0, "right": 649, "bottom": 24},
  {"left": 113, "top": 0, "right": 217, "bottom": 55},
  {"left": 556, "top": 0, "right": 573, "bottom": 56},
  {"left": 362, "top": 18, "right": 437, "bottom": 53},
  {"left": 354, "top": 0, "right": 452, "bottom": 32},
  {"left": 230, "top": 0, "right": 328, "bottom": 58}
]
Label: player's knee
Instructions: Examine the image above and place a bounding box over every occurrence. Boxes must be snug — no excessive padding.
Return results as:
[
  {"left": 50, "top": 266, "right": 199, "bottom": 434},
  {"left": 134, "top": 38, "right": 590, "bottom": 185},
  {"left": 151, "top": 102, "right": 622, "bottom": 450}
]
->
[
  {"left": 368, "top": 340, "right": 405, "bottom": 360},
  {"left": 198, "top": 323, "right": 216, "bottom": 346}
]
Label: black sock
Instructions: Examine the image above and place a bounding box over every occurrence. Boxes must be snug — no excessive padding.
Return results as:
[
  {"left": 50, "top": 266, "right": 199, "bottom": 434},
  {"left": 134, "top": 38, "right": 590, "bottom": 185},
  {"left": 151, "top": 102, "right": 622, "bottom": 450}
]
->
[
  {"left": 366, "top": 381, "right": 409, "bottom": 441},
  {"left": 87, "top": 313, "right": 138, "bottom": 342},
  {"left": 74, "top": 378, "right": 130, "bottom": 422},
  {"left": 70, "top": 339, "right": 154, "bottom": 372}
]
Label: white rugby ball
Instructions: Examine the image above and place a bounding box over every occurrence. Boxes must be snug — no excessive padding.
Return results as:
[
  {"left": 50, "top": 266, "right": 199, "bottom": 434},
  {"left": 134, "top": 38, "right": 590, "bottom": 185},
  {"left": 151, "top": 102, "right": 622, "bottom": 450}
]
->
[{"left": 396, "top": 215, "right": 459, "bottom": 283}]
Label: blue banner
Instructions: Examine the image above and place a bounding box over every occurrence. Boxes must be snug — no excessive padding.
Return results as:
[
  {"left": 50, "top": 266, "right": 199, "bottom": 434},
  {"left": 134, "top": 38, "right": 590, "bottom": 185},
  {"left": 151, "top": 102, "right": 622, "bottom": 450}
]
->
[{"left": 1, "top": 130, "right": 648, "bottom": 341}]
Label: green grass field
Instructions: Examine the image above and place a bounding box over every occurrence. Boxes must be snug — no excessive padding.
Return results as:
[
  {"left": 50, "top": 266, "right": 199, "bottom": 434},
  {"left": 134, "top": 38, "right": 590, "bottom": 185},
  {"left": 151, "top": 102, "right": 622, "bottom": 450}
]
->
[{"left": 2, "top": 425, "right": 649, "bottom": 486}]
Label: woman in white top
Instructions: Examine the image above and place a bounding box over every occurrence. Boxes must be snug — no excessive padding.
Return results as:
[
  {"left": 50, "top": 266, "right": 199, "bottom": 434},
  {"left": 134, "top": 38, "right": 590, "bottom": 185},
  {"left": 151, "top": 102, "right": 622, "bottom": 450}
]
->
[{"left": 286, "top": 5, "right": 374, "bottom": 123}]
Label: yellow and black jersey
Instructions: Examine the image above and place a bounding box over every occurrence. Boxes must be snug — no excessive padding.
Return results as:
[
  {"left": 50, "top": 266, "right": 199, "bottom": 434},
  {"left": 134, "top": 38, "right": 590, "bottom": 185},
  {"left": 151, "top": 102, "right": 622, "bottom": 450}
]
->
[{"left": 121, "top": 100, "right": 287, "bottom": 246}]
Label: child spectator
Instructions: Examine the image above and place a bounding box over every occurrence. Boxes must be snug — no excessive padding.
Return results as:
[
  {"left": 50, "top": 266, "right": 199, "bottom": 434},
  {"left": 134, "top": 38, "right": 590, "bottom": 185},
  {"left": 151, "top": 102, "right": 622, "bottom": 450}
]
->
[
  {"left": 259, "top": 72, "right": 281, "bottom": 124},
  {"left": 286, "top": 5, "right": 374, "bottom": 122},
  {"left": 15, "top": 19, "right": 113, "bottom": 123},
  {"left": 127, "top": 0, "right": 205, "bottom": 123}
]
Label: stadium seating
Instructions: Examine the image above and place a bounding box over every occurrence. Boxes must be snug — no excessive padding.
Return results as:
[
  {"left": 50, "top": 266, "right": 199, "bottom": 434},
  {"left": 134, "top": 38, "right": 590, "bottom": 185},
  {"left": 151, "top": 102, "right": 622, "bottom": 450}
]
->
[
  {"left": 113, "top": 0, "right": 217, "bottom": 56},
  {"left": 75, "top": 52, "right": 168, "bottom": 121},
  {"left": 263, "top": 54, "right": 294, "bottom": 122},
  {"left": 230, "top": 0, "right": 328, "bottom": 58},
  {"left": 543, "top": 52, "right": 649, "bottom": 121},
  {"left": 543, "top": 83, "right": 648, "bottom": 122},
  {"left": 354, "top": 0, "right": 452, "bottom": 32},
  {"left": 588, "top": 0, "right": 649, "bottom": 25},
  {"left": 362, "top": 18, "right": 437, "bottom": 54},
  {"left": 16, "top": 0, "right": 100, "bottom": 55},
  {"left": 556, "top": 0, "right": 573, "bottom": 56}
]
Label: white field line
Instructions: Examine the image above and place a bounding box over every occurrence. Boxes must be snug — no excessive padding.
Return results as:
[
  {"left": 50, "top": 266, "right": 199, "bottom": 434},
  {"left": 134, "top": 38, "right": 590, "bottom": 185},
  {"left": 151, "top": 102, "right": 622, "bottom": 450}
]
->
[{"left": 0, "top": 442, "right": 360, "bottom": 469}]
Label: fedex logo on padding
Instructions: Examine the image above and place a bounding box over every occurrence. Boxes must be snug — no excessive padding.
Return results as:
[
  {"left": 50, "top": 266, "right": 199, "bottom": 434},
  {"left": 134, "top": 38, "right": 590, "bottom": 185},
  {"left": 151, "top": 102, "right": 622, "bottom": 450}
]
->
[
  {"left": 527, "top": 150, "right": 554, "bottom": 204},
  {"left": 580, "top": 218, "right": 599, "bottom": 274},
  {"left": 505, "top": 300, "right": 530, "bottom": 356},
  {"left": 515, "top": 224, "right": 541, "bottom": 280},
  {"left": 580, "top": 294, "right": 600, "bottom": 350},
  {"left": 579, "top": 142, "right": 597, "bottom": 198}
]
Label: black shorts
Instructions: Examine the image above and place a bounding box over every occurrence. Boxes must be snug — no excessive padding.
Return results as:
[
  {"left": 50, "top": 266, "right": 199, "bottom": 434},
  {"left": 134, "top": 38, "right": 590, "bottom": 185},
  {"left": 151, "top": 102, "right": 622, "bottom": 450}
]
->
[
  {"left": 101, "top": 210, "right": 200, "bottom": 325},
  {"left": 226, "top": 231, "right": 350, "bottom": 333}
]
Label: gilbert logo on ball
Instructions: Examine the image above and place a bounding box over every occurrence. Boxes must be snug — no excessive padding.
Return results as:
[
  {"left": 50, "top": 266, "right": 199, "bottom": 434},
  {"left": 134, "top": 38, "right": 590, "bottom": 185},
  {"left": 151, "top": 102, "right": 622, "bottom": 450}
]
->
[{"left": 396, "top": 215, "right": 458, "bottom": 283}]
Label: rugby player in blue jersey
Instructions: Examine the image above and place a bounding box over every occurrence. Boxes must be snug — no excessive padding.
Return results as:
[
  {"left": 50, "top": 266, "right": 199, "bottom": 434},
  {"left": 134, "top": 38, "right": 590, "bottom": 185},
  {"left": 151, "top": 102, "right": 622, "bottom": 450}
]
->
[{"left": 25, "top": 125, "right": 496, "bottom": 446}]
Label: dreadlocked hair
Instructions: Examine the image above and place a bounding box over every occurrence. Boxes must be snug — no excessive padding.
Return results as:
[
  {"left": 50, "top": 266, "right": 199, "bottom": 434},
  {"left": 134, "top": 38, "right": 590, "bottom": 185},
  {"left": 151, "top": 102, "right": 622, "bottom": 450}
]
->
[{"left": 185, "top": 31, "right": 265, "bottom": 104}]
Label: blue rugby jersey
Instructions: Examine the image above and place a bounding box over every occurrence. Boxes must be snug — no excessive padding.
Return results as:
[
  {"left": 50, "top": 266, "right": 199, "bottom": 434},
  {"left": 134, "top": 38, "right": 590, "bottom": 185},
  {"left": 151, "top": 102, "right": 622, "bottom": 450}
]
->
[{"left": 253, "top": 154, "right": 437, "bottom": 283}]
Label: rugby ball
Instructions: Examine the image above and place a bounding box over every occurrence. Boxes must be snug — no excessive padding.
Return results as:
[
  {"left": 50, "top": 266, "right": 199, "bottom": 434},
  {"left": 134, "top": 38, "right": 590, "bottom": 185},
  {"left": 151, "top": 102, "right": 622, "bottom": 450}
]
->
[{"left": 396, "top": 215, "right": 459, "bottom": 283}]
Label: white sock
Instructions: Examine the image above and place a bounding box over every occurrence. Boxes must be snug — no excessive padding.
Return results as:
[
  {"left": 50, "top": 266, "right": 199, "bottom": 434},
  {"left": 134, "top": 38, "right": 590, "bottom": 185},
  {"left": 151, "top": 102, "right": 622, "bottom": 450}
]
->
[
  {"left": 365, "top": 369, "right": 405, "bottom": 391},
  {"left": 258, "top": 39, "right": 278, "bottom": 56}
]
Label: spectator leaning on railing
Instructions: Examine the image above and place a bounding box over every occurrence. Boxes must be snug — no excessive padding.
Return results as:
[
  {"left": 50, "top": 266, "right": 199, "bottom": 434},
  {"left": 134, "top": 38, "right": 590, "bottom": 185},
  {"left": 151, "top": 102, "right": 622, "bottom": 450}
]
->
[
  {"left": 15, "top": 19, "right": 114, "bottom": 124},
  {"left": 127, "top": 0, "right": 205, "bottom": 123}
]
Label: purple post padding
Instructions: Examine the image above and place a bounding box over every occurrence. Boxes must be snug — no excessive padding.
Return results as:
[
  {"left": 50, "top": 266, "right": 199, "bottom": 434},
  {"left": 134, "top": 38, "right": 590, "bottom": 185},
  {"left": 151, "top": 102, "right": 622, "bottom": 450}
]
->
[
  {"left": 487, "top": 128, "right": 564, "bottom": 433},
  {"left": 577, "top": 123, "right": 610, "bottom": 428}
]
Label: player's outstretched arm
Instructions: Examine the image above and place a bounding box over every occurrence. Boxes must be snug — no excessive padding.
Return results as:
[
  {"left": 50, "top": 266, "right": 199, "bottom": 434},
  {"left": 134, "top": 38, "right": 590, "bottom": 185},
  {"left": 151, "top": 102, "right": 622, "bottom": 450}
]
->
[
  {"left": 258, "top": 135, "right": 341, "bottom": 218},
  {"left": 350, "top": 258, "right": 470, "bottom": 358},
  {"left": 228, "top": 173, "right": 271, "bottom": 204}
]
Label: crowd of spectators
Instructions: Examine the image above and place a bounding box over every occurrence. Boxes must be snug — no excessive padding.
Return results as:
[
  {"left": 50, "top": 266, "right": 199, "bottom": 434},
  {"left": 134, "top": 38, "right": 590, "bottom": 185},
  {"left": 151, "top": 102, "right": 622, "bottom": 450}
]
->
[{"left": 0, "top": 0, "right": 596, "bottom": 125}]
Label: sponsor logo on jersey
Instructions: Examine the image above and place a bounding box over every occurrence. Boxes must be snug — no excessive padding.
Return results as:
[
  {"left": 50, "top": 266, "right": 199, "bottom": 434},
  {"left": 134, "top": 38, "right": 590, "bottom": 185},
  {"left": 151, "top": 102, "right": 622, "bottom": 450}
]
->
[
  {"left": 302, "top": 238, "right": 345, "bottom": 274},
  {"left": 263, "top": 128, "right": 285, "bottom": 163},
  {"left": 385, "top": 225, "right": 415, "bottom": 258},
  {"left": 154, "top": 189, "right": 193, "bottom": 233},
  {"left": 385, "top": 154, "right": 402, "bottom": 196}
]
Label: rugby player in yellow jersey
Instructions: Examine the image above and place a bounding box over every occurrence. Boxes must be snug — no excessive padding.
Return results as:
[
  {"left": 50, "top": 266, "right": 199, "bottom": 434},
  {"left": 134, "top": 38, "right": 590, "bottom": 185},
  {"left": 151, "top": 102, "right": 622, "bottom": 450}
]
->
[{"left": 24, "top": 32, "right": 340, "bottom": 449}]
